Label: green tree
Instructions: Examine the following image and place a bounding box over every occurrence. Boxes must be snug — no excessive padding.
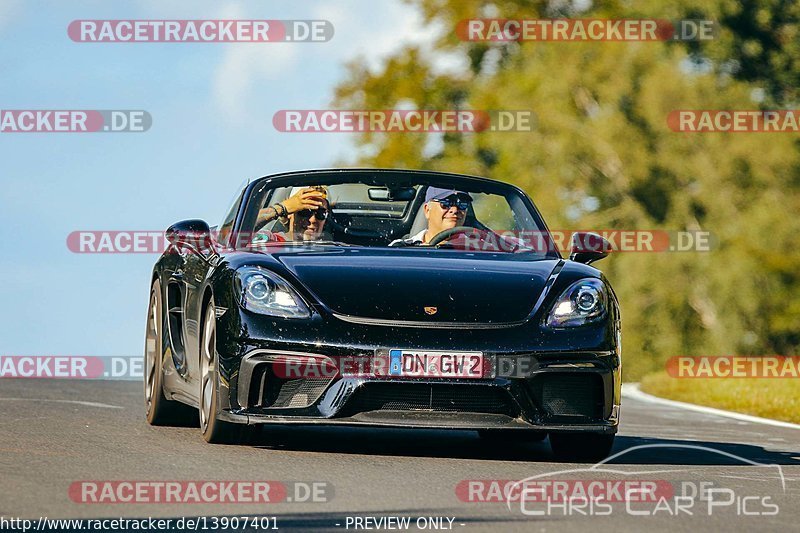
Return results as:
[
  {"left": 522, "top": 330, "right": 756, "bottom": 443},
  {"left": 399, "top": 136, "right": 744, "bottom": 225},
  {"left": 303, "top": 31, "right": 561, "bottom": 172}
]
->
[{"left": 333, "top": 0, "right": 800, "bottom": 379}]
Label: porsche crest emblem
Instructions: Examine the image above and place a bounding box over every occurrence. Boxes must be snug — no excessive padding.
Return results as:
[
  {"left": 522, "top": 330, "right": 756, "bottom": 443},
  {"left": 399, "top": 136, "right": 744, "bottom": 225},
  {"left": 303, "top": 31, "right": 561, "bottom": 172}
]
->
[{"left": 424, "top": 306, "right": 438, "bottom": 316}]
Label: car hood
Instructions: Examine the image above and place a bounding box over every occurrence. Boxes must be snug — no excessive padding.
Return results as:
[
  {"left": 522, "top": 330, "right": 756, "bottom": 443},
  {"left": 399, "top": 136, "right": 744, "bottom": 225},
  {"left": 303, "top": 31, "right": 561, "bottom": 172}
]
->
[{"left": 271, "top": 247, "right": 560, "bottom": 324}]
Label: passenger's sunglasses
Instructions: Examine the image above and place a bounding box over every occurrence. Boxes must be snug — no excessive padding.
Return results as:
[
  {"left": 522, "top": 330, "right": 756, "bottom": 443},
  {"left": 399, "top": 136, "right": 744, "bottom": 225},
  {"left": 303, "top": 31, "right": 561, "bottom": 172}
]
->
[
  {"left": 297, "top": 207, "right": 328, "bottom": 221},
  {"left": 433, "top": 197, "right": 471, "bottom": 211}
]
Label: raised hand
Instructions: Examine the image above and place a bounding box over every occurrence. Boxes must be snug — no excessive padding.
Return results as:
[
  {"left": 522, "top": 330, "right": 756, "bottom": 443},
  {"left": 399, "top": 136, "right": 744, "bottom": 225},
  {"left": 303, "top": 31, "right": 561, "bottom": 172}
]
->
[{"left": 281, "top": 188, "right": 327, "bottom": 214}]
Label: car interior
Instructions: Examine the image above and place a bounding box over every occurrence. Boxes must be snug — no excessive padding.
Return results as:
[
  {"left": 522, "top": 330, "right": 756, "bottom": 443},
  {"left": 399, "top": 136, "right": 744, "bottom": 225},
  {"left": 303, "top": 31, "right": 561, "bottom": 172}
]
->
[{"left": 255, "top": 184, "right": 498, "bottom": 247}]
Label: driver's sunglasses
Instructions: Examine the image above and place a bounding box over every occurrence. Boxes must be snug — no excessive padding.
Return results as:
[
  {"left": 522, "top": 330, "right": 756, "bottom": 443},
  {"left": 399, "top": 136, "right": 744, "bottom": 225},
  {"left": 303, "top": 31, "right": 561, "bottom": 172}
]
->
[
  {"left": 433, "top": 197, "right": 471, "bottom": 211},
  {"left": 297, "top": 207, "right": 328, "bottom": 221}
]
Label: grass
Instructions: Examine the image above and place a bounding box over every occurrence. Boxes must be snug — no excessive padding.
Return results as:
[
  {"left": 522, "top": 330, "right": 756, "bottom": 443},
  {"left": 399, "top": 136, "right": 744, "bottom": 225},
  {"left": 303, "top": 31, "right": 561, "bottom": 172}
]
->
[{"left": 639, "top": 371, "right": 800, "bottom": 424}]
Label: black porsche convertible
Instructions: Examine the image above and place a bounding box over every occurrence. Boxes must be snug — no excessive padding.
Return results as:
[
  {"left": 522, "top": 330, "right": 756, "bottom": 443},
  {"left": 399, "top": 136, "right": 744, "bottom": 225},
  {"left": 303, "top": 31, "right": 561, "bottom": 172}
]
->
[{"left": 144, "top": 169, "right": 621, "bottom": 461}]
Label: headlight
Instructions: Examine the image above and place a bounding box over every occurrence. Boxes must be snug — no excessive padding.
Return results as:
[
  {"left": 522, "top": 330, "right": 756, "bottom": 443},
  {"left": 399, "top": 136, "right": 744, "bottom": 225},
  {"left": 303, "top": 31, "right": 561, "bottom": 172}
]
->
[
  {"left": 235, "top": 267, "right": 311, "bottom": 319},
  {"left": 545, "top": 278, "right": 607, "bottom": 328}
]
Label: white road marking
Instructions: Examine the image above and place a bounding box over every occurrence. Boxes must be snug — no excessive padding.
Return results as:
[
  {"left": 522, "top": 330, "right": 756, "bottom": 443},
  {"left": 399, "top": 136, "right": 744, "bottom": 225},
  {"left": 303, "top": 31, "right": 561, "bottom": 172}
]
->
[
  {"left": 720, "top": 474, "right": 800, "bottom": 483},
  {"left": 0, "top": 398, "right": 123, "bottom": 409},
  {"left": 624, "top": 383, "right": 800, "bottom": 431}
]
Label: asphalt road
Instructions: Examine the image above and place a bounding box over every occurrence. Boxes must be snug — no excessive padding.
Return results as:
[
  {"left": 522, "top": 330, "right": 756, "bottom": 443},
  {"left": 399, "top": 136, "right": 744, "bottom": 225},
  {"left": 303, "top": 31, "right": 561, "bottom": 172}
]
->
[{"left": 1, "top": 379, "right": 799, "bottom": 532}]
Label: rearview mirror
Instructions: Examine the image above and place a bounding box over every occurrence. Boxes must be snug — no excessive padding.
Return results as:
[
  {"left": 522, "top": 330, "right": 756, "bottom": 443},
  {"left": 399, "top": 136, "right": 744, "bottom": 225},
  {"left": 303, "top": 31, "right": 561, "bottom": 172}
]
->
[
  {"left": 368, "top": 187, "right": 417, "bottom": 201},
  {"left": 569, "top": 232, "right": 611, "bottom": 265}
]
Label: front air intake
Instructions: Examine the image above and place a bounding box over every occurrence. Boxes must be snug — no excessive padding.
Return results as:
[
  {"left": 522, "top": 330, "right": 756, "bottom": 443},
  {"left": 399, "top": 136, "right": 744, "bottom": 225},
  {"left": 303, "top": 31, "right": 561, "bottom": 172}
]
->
[
  {"left": 341, "top": 383, "right": 518, "bottom": 417},
  {"left": 531, "top": 373, "right": 604, "bottom": 419}
]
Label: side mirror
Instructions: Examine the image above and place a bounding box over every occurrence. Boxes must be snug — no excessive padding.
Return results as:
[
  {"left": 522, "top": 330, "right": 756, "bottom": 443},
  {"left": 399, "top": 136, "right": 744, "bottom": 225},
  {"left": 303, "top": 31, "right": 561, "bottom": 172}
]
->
[
  {"left": 165, "top": 219, "right": 212, "bottom": 250},
  {"left": 569, "top": 232, "right": 611, "bottom": 265}
]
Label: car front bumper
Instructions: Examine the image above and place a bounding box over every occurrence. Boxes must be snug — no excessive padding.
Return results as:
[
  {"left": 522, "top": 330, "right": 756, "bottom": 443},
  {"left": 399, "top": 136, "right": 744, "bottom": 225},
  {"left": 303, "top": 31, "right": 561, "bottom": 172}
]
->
[
  {"left": 218, "top": 348, "right": 620, "bottom": 434},
  {"left": 211, "top": 303, "right": 621, "bottom": 434}
]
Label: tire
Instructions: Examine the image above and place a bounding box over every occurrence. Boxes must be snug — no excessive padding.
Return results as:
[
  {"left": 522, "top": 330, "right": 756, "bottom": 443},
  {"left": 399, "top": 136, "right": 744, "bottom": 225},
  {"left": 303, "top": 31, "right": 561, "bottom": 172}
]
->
[
  {"left": 199, "top": 298, "right": 254, "bottom": 444},
  {"left": 549, "top": 433, "right": 616, "bottom": 463},
  {"left": 478, "top": 430, "right": 547, "bottom": 443},
  {"left": 144, "top": 279, "right": 190, "bottom": 425}
]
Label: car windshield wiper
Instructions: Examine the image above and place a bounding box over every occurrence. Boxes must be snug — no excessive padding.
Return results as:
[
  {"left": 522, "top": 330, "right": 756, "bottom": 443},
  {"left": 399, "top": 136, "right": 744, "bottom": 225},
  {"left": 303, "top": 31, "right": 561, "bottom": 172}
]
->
[
  {"left": 300, "top": 240, "right": 352, "bottom": 246},
  {"left": 246, "top": 240, "right": 352, "bottom": 249}
]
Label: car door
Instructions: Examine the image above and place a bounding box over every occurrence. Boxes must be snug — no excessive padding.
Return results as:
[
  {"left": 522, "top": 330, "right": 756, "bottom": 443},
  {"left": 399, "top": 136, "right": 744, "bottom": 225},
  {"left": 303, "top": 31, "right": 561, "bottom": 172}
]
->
[
  {"left": 183, "top": 189, "right": 245, "bottom": 397},
  {"left": 161, "top": 187, "right": 246, "bottom": 404}
]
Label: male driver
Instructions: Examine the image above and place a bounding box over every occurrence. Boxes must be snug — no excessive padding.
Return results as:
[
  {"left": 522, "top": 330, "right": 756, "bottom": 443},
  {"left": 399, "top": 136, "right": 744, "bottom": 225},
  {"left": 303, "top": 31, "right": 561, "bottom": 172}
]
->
[
  {"left": 390, "top": 187, "right": 473, "bottom": 246},
  {"left": 254, "top": 186, "right": 330, "bottom": 242}
]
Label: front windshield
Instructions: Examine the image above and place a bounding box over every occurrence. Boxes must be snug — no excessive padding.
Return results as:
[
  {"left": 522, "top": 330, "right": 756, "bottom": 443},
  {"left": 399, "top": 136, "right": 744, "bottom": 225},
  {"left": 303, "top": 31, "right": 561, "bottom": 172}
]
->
[{"left": 238, "top": 174, "right": 555, "bottom": 254}]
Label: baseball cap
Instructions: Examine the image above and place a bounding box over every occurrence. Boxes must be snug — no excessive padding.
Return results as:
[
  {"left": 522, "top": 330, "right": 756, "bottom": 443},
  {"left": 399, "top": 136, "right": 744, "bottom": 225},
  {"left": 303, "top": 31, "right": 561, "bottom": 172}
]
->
[
  {"left": 288, "top": 185, "right": 330, "bottom": 208},
  {"left": 425, "top": 186, "right": 473, "bottom": 203},
  {"left": 289, "top": 185, "right": 328, "bottom": 199}
]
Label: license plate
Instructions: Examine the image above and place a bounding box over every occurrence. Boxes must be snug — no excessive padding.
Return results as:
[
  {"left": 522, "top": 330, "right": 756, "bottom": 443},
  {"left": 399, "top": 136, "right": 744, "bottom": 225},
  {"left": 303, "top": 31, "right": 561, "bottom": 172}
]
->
[{"left": 387, "top": 350, "right": 484, "bottom": 378}]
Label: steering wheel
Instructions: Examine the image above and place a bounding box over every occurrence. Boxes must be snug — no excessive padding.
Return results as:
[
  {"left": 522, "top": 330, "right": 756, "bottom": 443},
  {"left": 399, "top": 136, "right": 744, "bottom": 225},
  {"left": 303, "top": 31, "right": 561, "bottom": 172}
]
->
[{"left": 427, "top": 226, "right": 483, "bottom": 247}]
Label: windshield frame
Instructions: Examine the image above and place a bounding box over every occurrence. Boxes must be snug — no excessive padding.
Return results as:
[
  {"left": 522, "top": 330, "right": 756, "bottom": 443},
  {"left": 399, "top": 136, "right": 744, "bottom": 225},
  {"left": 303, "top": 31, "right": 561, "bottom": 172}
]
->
[{"left": 234, "top": 169, "right": 561, "bottom": 258}]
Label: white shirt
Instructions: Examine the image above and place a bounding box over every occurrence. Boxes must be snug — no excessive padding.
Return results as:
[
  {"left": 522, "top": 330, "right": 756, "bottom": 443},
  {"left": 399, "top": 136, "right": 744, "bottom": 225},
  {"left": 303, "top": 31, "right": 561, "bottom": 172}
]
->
[{"left": 389, "top": 229, "right": 427, "bottom": 246}]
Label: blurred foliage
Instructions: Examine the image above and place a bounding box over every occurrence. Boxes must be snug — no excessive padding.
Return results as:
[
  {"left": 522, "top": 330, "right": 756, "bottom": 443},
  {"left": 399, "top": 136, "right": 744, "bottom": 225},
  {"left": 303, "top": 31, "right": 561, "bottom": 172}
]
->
[
  {"left": 641, "top": 371, "right": 800, "bottom": 422},
  {"left": 332, "top": 0, "right": 800, "bottom": 380}
]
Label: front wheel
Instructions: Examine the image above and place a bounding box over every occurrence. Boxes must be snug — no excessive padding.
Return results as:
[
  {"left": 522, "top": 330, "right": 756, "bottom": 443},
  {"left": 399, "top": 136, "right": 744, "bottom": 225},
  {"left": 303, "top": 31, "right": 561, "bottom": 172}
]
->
[
  {"left": 199, "top": 299, "right": 253, "bottom": 444},
  {"left": 549, "top": 433, "right": 615, "bottom": 463}
]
